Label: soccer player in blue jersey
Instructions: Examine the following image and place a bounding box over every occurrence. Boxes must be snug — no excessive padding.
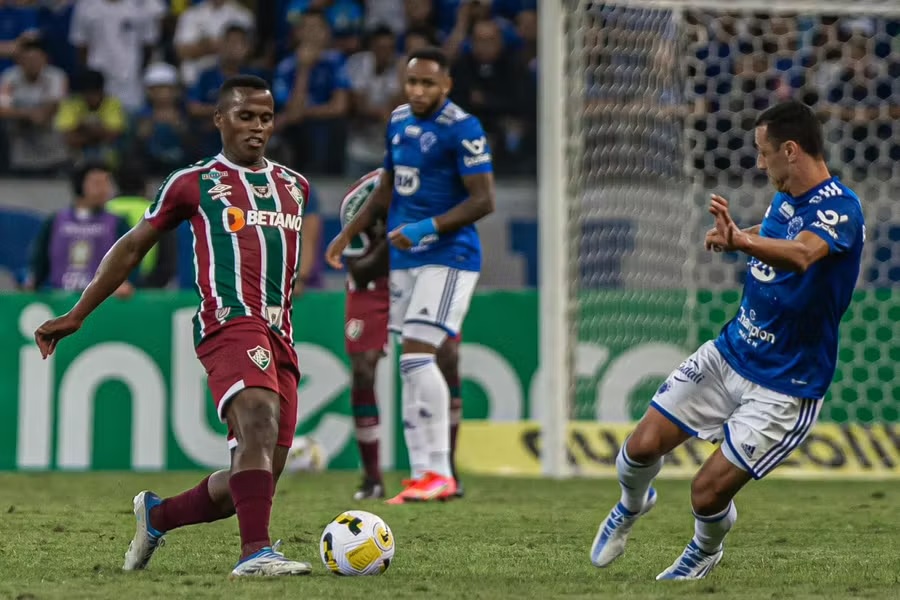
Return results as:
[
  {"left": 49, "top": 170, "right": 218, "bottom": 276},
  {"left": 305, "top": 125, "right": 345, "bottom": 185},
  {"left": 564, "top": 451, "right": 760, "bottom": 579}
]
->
[
  {"left": 326, "top": 46, "right": 495, "bottom": 504},
  {"left": 590, "top": 100, "right": 865, "bottom": 580}
]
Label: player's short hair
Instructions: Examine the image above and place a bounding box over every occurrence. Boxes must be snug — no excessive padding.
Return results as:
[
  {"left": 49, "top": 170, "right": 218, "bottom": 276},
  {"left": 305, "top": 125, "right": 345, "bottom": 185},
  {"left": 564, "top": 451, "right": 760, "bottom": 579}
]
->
[
  {"left": 408, "top": 46, "right": 450, "bottom": 72},
  {"left": 70, "top": 160, "right": 111, "bottom": 198},
  {"left": 755, "top": 100, "right": 824, "bottom": 159},
  {"left": 216, "top": 74, "right": 270, "bottom": 109}
]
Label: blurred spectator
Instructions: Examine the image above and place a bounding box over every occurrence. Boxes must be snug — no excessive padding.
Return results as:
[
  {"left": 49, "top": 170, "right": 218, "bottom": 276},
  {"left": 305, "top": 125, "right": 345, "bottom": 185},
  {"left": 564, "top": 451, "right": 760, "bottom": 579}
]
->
[
  {"left": 174, "top": 0, "right": 254, "bottom": 86},
  {"left": 514, "top": 9, "right": 536, "bottom": 69},
  {"left": 0, "top": 0, "right": 39, "bottom": 74},
  {"left": 36, "top": 0, "right": 77, "bottom": 77},
  {"left": 286, "top": 0, "right": 364, "bottom": 56},
  {"left": 106, "top": 161, "right": 177, "bottom": 287},
  {"left": 444, "top": 0, "right": 520, "bottom": 60},
  {"left": 274, "top": 9, "right": 350, "bottom": 174},
  {"left": 345, "top": 24, "right": 401, "bottom": 176},
  {"left": 25, "top": 160, "right": 134, "bottom": 297},
  {"left": 365, "top": 0, "right": 405, "bottom": 34},
  {"left": 0, "top": 38, "right": 68, "bottom": 174},
  {"left": 187, "top": 24, "right": 266, "bottom": 158},
  {"left": 402, "top": 0, "right": 440, "bottom": 47},
  {"left": 69, "top": 0, "right": 166, "bottom": 112},
  {"left": 293, "top": 184, "right": 322, "bottom": 296},
  {"left": 131, "top": 62, "right": 191, "bottom": 174},
  {"left": 450, "top": 18, "right": 530, "bottom": 173},
  {"left": 54, "top": 69, "right": 126, "bottom": 167}
]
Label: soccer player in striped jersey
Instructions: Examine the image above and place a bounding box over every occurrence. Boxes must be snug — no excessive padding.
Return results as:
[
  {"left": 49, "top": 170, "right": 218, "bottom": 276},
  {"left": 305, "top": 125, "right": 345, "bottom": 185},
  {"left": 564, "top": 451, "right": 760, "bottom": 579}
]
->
[
  {"left": 33, "top": 75, "right": 313, "bottom": 577},
  {"left": 339, "top": 168, "right": 466, "bottom": 501},
  {"left": 326, "top": 47, "right": 495, "bottom": 504},
  {"left": 589, "top": 101, "right": 865, "bottom": 580}
]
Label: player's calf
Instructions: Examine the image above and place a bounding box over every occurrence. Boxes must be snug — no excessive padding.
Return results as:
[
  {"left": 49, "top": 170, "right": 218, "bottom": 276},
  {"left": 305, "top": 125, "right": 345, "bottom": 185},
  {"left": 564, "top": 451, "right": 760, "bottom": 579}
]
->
[
  {"left": 350, "top": 350, "right": 384, "bottom": 498},
  {"left": 226, "top": 388, "right": 282, "bottom": 560}
]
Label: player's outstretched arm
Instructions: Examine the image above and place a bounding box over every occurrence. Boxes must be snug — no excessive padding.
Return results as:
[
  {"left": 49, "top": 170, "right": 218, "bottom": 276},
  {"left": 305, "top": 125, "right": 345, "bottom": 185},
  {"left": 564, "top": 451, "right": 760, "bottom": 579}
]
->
[
  {"left": 326, "top": 172, "right": 393, "bottom": 269},
  {"left": 33, "top": 220, "right": 162, "bottom": 358},
  {"left": 709, "top": 194, "right": 828, "bottom": 272}
]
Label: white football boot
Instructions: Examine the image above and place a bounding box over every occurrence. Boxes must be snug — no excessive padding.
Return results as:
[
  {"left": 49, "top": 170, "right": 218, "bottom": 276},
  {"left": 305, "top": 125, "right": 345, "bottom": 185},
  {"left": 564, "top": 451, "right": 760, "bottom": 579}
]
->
[
  {"left": 656, "top": 540, "right": 724, "bottom": 580},
  {"left": 590, "top": 487, "right": 657, "bottom": 567},
  {"left": 230, "top": 540, "right": 313, "bottom": 577},
  {"left": 123, "top": 491, "right": 166, "bottom": 570}
]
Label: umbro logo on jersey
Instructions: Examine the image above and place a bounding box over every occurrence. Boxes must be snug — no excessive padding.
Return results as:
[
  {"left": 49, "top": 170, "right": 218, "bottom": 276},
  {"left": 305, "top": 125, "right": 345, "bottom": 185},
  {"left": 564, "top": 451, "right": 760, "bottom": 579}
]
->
[
  {"left": 247, "top": 345, "right": 271, "bottom": 371},
  {"left": 209, "top": 184, "right": 232, "bottom": 200},
  {"left": 224, "top": 206, "right": 303, "bottom": 233}
]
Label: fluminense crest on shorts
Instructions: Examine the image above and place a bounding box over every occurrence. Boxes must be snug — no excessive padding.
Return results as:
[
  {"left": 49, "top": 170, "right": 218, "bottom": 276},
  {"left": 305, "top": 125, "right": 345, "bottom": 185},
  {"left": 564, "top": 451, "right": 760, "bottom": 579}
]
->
[
  {"left": 247, "top": 345, "right": 271, "bottom": 370},
  {"left": 345, "top": 318, "right": 364, "bottom": 341}
]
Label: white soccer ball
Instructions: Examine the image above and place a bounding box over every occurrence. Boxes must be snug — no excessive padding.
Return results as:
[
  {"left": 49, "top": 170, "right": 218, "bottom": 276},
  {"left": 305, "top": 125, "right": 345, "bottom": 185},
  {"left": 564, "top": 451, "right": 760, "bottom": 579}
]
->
[
  {"left": 320, "top": 510, "right": 395, "bottom": 576},
  {"left": 284, "top": 436, "right": 326, "bottom": 474}
]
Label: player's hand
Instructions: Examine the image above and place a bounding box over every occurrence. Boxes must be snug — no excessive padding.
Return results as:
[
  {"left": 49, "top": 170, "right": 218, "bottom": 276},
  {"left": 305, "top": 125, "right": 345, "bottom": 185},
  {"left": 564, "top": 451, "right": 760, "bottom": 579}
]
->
[
  {"left": 325, "top": 233, "right": 348, "bottom": 270},
  {"left": 708, "top": 194, "right": 748, "bottom": 252},
  {"left": 389, "top": 219, "right": 437, "bottom": 250},
  {"left": 704, "top": 227, "right": 729, "bottom": 252},
  {"left": 34, "top": 313, "right": 83, "bottom": 359}
]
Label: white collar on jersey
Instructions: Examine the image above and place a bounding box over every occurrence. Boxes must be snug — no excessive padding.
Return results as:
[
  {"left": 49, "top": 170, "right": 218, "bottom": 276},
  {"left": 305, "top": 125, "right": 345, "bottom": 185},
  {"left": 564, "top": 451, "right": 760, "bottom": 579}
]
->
[{"left": 215, "top": 152, "right": 274, "bottom": 175}]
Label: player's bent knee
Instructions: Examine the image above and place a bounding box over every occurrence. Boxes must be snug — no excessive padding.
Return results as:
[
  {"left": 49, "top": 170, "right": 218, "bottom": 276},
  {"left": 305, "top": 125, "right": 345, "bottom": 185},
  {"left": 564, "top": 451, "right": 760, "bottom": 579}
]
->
[
  {"left": 228, "top": 388, "right": 280, "bottom": 448},
  {"left": 401, "top": 322, "right": 447, "bottom": 351}
]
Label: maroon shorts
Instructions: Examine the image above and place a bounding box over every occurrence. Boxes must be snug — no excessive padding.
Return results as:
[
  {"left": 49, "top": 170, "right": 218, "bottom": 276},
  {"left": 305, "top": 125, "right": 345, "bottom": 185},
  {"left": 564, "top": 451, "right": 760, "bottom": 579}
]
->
[
  {"left": 344, "top": 281, "right": 462, "bottom": 354},
  {"left": 345, "top": 282, "right": 390, "bottom": 355},
  {"left": 197, "top": 317, "right": 300, "bottom": 449}
]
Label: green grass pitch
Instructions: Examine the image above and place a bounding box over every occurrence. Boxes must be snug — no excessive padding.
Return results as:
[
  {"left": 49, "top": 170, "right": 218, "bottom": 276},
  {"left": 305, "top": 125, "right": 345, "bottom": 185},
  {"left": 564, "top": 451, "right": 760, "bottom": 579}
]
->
[{"left": 0, "top": 472, "right": 898, "bottom": 599}]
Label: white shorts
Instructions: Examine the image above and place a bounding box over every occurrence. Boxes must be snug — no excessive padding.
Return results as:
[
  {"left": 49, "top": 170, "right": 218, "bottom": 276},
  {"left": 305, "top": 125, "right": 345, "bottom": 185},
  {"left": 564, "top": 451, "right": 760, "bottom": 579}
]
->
[
  {"left": 651, "top": 340, "right": 823, "bottom": 479},
  {"left": 389, "top": 265, "right": 478, "bottom": 344}
]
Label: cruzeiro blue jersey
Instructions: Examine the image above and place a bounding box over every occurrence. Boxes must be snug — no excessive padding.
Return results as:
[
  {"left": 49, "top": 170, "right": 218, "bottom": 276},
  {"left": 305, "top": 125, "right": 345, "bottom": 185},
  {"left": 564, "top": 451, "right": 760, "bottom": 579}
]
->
[
  {"left": 715, "top": 177, "right": 865, "bottom": 399},
  {"left": 383, "top": 100, "right": 493, "bottom": 271}
]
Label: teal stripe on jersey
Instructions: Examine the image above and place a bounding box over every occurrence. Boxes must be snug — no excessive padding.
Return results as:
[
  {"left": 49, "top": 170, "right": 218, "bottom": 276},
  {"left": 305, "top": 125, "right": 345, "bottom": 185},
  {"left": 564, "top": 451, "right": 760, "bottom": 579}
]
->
[{"left": 244, "top": 171, "right": 289, "bottom": 310}]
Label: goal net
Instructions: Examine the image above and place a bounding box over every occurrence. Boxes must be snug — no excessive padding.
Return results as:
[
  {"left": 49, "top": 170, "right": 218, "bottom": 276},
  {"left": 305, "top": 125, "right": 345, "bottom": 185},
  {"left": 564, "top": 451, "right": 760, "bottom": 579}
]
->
[{"left": 538, "top": 0, "right": 900, "bottom": 475}]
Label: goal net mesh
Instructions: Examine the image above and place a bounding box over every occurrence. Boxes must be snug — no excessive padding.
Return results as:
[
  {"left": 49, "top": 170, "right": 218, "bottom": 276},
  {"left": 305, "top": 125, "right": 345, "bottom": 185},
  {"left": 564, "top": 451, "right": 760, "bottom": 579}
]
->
[{"left": 564, "top": 1, "right": 899, "bottom": 424}]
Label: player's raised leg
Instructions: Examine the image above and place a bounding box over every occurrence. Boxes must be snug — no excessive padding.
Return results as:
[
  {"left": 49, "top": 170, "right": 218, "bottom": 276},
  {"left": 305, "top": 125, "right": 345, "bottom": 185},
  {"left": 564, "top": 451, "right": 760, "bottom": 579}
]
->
[
  {"left": 350, "top": 349, "right": 386, "bottom": 500},
  {"left": 592, "top": 341, "right": 735, "bottom": 568},
  {"left": 590, "top": 406, "right": 687, "bottom": 567},
  {"left": 437, "top": 335, "right": 464, "bottom": 497}
]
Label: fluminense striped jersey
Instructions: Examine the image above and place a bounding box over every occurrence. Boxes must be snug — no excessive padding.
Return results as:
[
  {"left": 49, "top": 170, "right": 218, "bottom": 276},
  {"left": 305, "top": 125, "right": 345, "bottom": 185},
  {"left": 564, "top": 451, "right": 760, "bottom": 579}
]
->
[{"left": 144, "top": 153, "right": 309, "bottom": 346}]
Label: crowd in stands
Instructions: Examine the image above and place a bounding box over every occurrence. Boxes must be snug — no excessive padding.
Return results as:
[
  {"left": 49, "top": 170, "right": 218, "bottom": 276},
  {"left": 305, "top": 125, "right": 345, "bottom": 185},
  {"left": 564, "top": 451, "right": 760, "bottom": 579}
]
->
[
  {"left": 0, "top": 3, "right": 897, "bottom": 293},
  {"left": 0, "top": 0, "right": 539, "bottom": 178}
]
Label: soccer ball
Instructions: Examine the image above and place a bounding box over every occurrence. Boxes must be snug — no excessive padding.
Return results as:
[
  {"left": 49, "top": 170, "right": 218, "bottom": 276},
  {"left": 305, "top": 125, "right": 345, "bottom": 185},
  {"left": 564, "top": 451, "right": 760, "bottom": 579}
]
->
[
  {"left": 320, "top": 510, "right": 395, "bottom": 576},
  {"left": 284, "top": 436, "right": 326, "bottom": 473}
]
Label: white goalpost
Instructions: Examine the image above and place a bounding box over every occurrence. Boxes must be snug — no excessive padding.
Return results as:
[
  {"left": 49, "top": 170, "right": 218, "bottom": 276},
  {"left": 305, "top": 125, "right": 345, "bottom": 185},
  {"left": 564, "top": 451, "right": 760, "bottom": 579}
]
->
[{"left": 538, "top": 0, "right": 900, "bottom": 478}]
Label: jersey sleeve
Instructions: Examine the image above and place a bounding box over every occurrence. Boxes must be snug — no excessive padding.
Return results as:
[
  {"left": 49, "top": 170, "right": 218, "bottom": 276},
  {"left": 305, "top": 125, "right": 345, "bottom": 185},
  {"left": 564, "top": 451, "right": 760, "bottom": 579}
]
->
[
  {"left": 454, "top": 116, "right": 494, "bottom": 176},
  {"left": 802, "top": 197, "right": 863, "bottom": 255},
  {"left": 144, "top": 170, "right": 199, "bottom": 231},
  {"left": 340, "top": 172, "right": 380, "bottom": 257}
]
